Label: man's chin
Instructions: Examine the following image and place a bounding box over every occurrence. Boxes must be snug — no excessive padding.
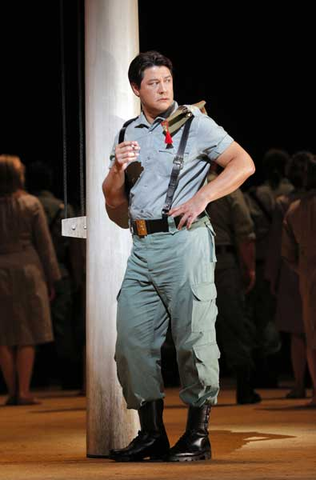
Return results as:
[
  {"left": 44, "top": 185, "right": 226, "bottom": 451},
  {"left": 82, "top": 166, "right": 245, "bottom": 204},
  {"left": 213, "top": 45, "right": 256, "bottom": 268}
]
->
[{"left": 156, "top": 100, "right": 173, "bottom": 113}]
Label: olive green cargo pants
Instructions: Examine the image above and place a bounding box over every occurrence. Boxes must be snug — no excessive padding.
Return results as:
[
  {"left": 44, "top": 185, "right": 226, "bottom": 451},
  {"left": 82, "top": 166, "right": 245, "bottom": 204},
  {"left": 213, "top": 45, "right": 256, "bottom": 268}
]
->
[{"left": 115, "top": 217, "right": 220, "bottom": 409}]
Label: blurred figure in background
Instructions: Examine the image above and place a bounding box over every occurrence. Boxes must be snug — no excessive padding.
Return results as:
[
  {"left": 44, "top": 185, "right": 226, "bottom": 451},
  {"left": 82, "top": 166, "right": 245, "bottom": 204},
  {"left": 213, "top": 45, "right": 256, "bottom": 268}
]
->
[
  {"left": 207, "top": 165, "right": 260, "bottom": 404},
  {"left": 266, "top": 151, "right": 313, "bottom": 398},
  {"left": 245, "top": 148, "right": 293, "bottom": 387},
  {"left": 26, "top": 161, "right": 85, "bottom": 390},
  {"left": 0, "top": 155, "right": 60, "bottom": 405},
  {"left": 282, "top": 155, "right": 316, "bottom": 407}
]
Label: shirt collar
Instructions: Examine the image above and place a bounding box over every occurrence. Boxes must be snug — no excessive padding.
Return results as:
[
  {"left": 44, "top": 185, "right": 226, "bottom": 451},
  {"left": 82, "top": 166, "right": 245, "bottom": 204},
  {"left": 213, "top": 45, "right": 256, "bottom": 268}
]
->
[
  {"left": 135, "top": 101, "right": 178, "bottom": 129},
  {"left": 155, "top": 101, "right": 178, "bottom": 121}
]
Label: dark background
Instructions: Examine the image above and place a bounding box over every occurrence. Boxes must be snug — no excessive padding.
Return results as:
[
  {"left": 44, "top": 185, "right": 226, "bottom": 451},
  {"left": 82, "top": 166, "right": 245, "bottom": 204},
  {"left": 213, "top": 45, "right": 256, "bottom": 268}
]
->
[
  {"left": 0, "top": 1, "right": 314, "bottom": 387},
  {"left": 1, "top": 1, "right": 315, "bottom": 206}
]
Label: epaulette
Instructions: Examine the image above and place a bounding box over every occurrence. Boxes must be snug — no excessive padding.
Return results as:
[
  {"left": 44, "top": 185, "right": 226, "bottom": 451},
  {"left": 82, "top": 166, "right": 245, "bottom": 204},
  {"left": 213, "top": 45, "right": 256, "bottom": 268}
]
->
[{"left": 161, "top": 101, "right": 207, "bottom": 144}]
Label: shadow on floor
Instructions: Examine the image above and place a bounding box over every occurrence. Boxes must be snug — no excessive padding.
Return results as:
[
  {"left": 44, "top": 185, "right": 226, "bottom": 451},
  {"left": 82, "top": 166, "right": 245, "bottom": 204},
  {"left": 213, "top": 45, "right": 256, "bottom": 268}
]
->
[
  {"left": 211, "top": 429, "right": 295, "bottom": 456},
  {"left": 66, "top": 429, "right": 295, "bottom": 464}
]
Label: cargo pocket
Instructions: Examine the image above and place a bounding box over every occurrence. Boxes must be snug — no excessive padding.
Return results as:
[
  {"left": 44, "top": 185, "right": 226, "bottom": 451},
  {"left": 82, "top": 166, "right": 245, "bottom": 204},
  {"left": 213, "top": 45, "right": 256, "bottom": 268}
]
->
[
  {"left": 193, "top": 343, "right": 220, "bottom": 387},
  {"left": 190, "top": 282, "right": 217, "bottom": 333}
]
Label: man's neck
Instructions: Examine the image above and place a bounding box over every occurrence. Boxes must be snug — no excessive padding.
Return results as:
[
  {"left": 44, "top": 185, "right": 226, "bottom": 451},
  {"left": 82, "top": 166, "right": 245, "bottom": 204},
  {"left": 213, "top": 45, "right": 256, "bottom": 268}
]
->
[
  {"left": 142, "top": 109, "right": 156, "bottom": 124},
  {"left": 142, "top": 102, "right": 176, "bottom": 124}
]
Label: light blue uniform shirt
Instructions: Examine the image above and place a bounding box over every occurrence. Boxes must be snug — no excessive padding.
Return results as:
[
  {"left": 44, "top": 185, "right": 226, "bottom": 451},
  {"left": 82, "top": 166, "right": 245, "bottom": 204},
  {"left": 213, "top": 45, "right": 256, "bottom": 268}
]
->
[{"left": 110, "top": 102, "right": 234, "bottom": 221}]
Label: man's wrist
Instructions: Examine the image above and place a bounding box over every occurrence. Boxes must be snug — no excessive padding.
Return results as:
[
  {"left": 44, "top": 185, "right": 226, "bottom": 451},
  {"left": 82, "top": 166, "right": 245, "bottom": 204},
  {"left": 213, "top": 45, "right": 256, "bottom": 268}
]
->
[
  {"left": 112, "top": 163, "right": 125, "bottom": 175},
  {"left": 195, "top": 189, "right": 210, "bottom": 206}
]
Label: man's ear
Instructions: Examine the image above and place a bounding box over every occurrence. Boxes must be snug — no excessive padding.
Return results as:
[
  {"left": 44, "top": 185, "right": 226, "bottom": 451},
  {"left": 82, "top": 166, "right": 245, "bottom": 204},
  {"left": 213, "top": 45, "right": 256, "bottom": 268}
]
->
[{"left": 131, "top": 82, "right": 140, "bottom": 97}]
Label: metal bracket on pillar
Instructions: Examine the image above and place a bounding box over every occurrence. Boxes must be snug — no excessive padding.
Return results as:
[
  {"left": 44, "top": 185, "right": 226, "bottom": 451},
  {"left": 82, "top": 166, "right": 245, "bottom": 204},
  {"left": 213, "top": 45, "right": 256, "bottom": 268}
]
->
[{"left": 62, "top": 216, "right": 87, "bottom": 239}]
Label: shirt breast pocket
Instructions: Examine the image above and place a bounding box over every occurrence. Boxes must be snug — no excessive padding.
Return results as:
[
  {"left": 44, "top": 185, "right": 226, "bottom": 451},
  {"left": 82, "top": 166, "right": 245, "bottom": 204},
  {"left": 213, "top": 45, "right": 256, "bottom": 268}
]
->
[{"left": 157, "top": 147, "right": 191, "bottom": 178}]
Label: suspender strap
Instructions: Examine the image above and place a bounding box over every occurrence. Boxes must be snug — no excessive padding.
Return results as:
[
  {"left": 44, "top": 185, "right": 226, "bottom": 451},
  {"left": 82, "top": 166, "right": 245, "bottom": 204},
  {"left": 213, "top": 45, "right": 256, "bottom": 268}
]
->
[
  {"left": 118, "top": 116, "right": 139, "bottom": 196},
  {"left": 162, "top": 115, "right": 194, "bottom": 216},
  {"left": 118, "top": 117, "right": 138, "bottom": 143}
]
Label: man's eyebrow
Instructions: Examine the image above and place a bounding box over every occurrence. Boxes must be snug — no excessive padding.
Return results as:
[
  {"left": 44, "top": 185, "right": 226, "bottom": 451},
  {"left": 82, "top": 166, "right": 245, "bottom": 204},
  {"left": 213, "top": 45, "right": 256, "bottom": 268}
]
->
[{"left": 148, "top": 75, "right": 172, "bottom": 81}]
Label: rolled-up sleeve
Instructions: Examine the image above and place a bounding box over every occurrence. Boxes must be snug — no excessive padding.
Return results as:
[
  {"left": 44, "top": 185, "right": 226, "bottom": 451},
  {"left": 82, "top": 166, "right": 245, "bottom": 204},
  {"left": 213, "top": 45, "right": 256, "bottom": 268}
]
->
[{"left": 197, "top": 114, "right": 234, "bottom": 161}]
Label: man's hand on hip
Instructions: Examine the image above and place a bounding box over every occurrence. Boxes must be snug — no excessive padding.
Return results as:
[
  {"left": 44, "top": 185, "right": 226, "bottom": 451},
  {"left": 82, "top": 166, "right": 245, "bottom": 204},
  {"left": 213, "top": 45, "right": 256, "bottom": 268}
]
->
[{"left": 169, "top": 192, "right": 209, "bottom": 230}]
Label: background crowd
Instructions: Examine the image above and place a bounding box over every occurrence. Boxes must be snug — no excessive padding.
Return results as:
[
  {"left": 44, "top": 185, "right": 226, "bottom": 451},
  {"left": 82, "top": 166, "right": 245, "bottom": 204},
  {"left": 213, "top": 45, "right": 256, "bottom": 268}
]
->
[{"left": 0, "top": 148, "right": 315, "bottom": 407}]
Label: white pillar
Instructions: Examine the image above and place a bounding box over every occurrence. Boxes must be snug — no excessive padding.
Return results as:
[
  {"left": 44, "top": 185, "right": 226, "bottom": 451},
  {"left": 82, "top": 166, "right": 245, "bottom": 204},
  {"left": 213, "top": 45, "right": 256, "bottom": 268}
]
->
[{"left": 85, "top": 0, "right": 140, "bottom": 457}]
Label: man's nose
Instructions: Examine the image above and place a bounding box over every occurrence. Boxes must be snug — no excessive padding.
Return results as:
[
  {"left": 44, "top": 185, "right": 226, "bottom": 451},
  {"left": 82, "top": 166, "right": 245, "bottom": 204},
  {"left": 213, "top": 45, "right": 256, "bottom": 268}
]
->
[{"left": 158, "top": 81, "right": 167, "bottom": 93}]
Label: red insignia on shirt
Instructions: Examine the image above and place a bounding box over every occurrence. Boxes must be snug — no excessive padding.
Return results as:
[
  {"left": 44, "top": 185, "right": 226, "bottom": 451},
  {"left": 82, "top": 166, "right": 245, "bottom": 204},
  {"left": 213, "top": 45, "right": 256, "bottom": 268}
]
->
[{"left": 162, "top": 120, "right": 173, "bottom": 146}]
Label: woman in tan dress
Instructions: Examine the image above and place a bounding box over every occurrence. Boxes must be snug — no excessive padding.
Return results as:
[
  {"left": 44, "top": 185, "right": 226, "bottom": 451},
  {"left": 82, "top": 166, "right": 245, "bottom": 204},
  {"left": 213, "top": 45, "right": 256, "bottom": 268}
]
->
[{"left": 0, "top": 155, "right": 61, "bottom": 405}]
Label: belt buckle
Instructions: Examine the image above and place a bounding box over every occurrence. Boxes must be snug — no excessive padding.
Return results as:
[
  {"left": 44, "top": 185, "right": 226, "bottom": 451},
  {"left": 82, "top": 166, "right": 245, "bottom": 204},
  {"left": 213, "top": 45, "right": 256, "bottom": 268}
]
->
[{"left": 135, "top": 219, "right": 148, "bottom": 236}]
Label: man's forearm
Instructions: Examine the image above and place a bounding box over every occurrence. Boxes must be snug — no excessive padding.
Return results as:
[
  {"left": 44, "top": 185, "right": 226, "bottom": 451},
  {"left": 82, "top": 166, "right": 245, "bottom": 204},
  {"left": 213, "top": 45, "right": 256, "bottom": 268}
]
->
[
  {"left": 199, "top": 153, "right": 254, "bottom": 205},
  {"left": 102, "top": 166, "right": 127, "bottom": 208}
]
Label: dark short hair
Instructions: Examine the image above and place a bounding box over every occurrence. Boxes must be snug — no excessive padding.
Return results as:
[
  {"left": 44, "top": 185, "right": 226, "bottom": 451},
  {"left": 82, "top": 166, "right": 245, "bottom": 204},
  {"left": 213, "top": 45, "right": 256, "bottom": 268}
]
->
[
  {"left": 287, "top": 151, "right": 314, "bottom": 189},
  {"left": 128, "top": 51, "right": 173, "bottom": 88},
  {"left": 0, "top": 154, "right": 25, "bottom": 196},
  {"left": 262, "top": 148, "right": 290, "bottom": 188},
  {"left": 263, "top": 148, "right": 290, "bottom": 175},
  {"left": 305, "top": 155, "right": 316, "bottom": 190}
]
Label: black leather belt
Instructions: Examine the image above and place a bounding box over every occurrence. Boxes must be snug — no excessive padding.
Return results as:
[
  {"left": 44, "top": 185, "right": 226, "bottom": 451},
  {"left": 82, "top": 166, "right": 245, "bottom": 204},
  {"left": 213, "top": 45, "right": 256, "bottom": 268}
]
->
[
  {"left": 215, "top": 245, "right": 236, "bottom": 255},
  {"left": 131, "top": 214, "right": 206, "bottom": 237}
]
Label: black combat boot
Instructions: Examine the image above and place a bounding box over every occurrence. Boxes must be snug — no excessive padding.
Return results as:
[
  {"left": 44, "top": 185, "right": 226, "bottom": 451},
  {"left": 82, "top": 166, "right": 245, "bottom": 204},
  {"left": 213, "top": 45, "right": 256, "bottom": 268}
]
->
[
  {"left": 168, "top": 404, "right": 212, "bottom": 462},
  {"left": 236, "top": 365, "right": 262, "bottom": 405},
  {"left": 109, "top": 399, "right": 170, "bottom": 462}
]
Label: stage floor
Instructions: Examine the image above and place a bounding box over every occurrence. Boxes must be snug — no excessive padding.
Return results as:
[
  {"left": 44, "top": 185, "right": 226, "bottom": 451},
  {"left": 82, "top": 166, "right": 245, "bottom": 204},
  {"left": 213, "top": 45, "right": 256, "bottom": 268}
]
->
[{"left": 0, "top": 382, "right": 315, "bottom": 480}]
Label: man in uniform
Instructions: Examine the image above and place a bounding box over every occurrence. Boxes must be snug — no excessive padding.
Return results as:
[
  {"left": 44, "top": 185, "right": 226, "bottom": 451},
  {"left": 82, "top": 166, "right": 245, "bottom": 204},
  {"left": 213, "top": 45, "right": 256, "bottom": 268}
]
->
[
  {"left": 244, "top": 149, "right": 293, "bottom": 387},
  {"left": 102, "top": 51, "right": 255, "bottom": 462},
  {"left": 207, "top": 166, "right": 260, "bottom": 404}
]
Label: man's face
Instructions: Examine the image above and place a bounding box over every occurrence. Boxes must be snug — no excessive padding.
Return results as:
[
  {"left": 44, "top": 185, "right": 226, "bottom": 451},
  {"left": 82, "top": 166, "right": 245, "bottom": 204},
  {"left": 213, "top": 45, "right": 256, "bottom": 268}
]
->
[{"left": 132, "top": 66, "right": 174, "bottom": 118}]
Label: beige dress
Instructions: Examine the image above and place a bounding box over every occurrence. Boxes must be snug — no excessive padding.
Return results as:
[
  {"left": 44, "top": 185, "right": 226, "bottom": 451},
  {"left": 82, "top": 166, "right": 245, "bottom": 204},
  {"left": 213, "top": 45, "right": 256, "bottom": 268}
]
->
[
  {"left": 265, "top": 191, "right": 304, "bottom": 334},
  {"left": 282, "top": 191, "right": 316, "bottom": 348},
  {"left": 0, "top": 192, "right": 61, "bottom": 346}
]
